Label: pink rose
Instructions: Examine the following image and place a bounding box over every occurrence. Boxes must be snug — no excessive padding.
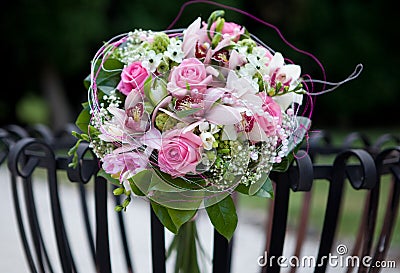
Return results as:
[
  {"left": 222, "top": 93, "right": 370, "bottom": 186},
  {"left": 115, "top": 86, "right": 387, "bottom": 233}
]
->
[
  {"left": 254, "top": 93, "right": 282, "bottom": 136},
  {"left": 102, "top": 152, "right": 148, "bottom": 180},
  {"left": 167, "top": 58, "right": 212, "bottom": 98},
  {"left": 157, "top": 130, "right": 203, "bottom": 177},
  {"left": 204, "top": 21, "right": 245, "bottom": 42},
  {"left": 117, "top": 62, "right": 149, "bottom": 95}
]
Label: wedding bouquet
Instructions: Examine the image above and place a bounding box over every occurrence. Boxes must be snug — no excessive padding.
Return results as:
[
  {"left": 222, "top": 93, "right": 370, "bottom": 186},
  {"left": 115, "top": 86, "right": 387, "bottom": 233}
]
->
[{"left": 69, "top": 8, "right": 334, "bottom": 271}]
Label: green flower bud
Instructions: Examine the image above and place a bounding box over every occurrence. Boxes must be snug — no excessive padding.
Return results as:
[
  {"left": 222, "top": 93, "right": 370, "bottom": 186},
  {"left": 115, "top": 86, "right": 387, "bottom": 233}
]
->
[
  {"left": 157, "top": 60, "right": 169, "bottom": 74},
  {"left": 115, "top": 205, "right": 123, "bottom": 212},
  {"left": 237, "top": 39, "right": 257, "bottom": 53},
  {"left": 113, "top": 187, "right": 125, "bottom": 196},
  {"left": 122, "top": 198, "right": 131, "bottom": 208},
  {"left": 215, "top": 18, "right": 225, "bottom": 33},
  {"left": 219, "top": 148, "right": 230, "bottom": 154}
]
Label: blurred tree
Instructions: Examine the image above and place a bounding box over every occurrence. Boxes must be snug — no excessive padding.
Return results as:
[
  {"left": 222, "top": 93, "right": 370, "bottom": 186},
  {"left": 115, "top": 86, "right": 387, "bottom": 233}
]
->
[
  {"left": 0, "top": 0, "right": 397, "bottom": 130},
  {"left": 0, "top": 0, "right": 241, "bottom": 130},
  {"left": 0, "top": 0, "right": 110, "bottom": 129},
  {"left": 243, "top": 0, "right": 399, "bottom": 129}
]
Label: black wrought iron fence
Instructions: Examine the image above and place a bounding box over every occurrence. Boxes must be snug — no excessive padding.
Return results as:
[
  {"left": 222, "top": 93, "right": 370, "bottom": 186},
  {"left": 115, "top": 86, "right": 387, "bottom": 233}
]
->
[{"left": 0, "top": 124, "right": 399, "bottom": 273}]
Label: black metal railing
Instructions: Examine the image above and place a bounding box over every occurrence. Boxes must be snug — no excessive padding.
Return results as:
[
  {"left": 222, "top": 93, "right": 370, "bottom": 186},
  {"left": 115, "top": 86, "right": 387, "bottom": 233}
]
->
[{"left": 1, "top": 124, "right": 399, "bottom": 273}]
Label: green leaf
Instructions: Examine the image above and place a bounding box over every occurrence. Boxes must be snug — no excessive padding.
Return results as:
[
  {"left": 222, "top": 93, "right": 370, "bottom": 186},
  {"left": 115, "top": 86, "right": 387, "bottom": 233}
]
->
[
  {"left": 75, "top": 107, "right": 91, "bottom": 134},
  {"left": 167, "top": 208, "right": 197, "bottom": 231},
  {"left": 97, "top": 85, "right": 115, "bottom": 95},
  {"left": 97, "top": 169, "right": 121, "bottom": 187},
  {"left": 255, "top": 177, "right": 274, "bottom": 198},
  {"left": 205, "top": 195, "right": 237, "bottom": 240},
  {"left": 149, "top": 171, "right": 186, "bottom": 193},
  {"left": 83, "top": 74, "right": 91, "bottom": 90},
  {"left": 175, "top": 108, "right": 202, "bottom": 118},
  {"left": 272, "top": 155, "right": 293, "bottom": 172},
  {"left": 235, "top": 183, "right": 250, "bottom": 195},
  {"left": 143, "top": 76, "right": 153, "bottom": 102},
  {"left": 91, "top": 58, "right": 124, "bottom": 93},
  {"left": 151, "top": 201, "right": 178, "bottom": 234},
  {"left": 249, "top": 172, "right": 269, "bottom": 195},
  {"left": 130, "top": 169, "right": 153, "bottom": 195},
  {"left": 152, "top": 169, "right": 207, "bottom": 191},
  {"left": 128, "top": 181, "right": 146, "bottom": 197}
]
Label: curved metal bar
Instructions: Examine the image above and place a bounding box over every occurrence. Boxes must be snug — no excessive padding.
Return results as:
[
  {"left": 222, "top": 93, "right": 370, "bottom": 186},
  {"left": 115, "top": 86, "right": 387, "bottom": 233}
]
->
[
  {"left": 342, "top": 132, "right": 371, "bottom": 150},
  {"left": 67, "top": 142, "right": 99, "bottom": 184},
  {"left": 150, "top": 205, "right": 166, "bottom": 273},
  {"left": 114, "top": 193, "right": 134, "bottom": 273},
  {"left": 0, "top": 128, "right": 11, "bottom": 164},
  {"left": 289, "top": 150, "right": 314, "bottom": 192},
  {"left": 95, "top": 175, "right": 112, "bottom": 273},
  {"left": 5, "top": 124, "right": 30, "bottom": 141},
  {"left": 67, "top": 142, "right": 97, "bottom": 265},
  {"left": 53, "top": 123, "right": 80, "bottom": 150},
  {"left": 315, "top": 149, "right": 377, "bottom": 273},
  {"left": 369, "top": 148, "right": 400, "bottom": 272},
  {"left": 8, "top": 138, "right": 75, "bottom": 273},
  {"left": 307, "top": 130, "right": 335, "bottom": 159},
  {"left": 27, "top": 124, "right": 55, "bottom": 146},
  {"left": 263, "top": 150, "right": 312, "bottom": 273},
  {"left": 372, "top": 134, "right": 400, "bottom": 153}
]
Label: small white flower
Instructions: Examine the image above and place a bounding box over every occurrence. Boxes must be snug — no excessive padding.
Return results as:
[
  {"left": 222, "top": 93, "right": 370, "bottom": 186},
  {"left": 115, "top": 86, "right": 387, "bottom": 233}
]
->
[
  {"left": 142, "top": 50, "right": 163, "bottom": 72},
  {"left": 209, "top": 124, "right": 220, "bottom": 134},
  {"left": 199, "top": 122, "right": 220, "bottom": 134},
  {"left": 200, "top": 132, "right": 215, "bottom": 150},
  {"left": 164, "top": 39, "right": 184, "bottom": 63},
  {"left": 199, "top": 121, "right": 210, "bottom": 133},
  {"left": 247, "top": 54, "right": 268, "bottom": 75},
  {"left": 238, "top": 63, "right": 257, "bottom": 78}
]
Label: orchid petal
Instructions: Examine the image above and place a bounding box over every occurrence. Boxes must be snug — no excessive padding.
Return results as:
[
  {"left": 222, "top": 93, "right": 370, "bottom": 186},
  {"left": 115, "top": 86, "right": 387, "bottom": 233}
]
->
[
  {"left": 206, "top": 104, "right": 241, "bottom": 125},
  {"left": 107, "top": 107, "right": 126, "bottom": 124},
  {"left": 241, "top": 93, "right": 263, "bottom": 109},
  {"left": 182, "top": 17, "right": 201, "bottom": 57},
  {"left": 151, "top": 95, "right": 172, "bottom": 123},
  {"left": 273, "top": 93, "right": 303, "bottom": 110},
  {"left": 279, "top": 64, "right": 301, "bottom": 84},
  {"left": 113, "top": 143, "right": 140, "bottom": 154},
  {"left": 124, "top": 90, "right": 143, "bottom": 109},
  {"left": 228, "top": 50, "right": 246, "bottom": 70},
  {"left": 182, "top": 119, "right": 205, "bottom": 134},
  {"left": 221, "top": 125, "right": 238, "bottom": 141},
  {"left": 140, "top": 127, "right": 162, "bottom": 150},
  {"left": 212, "top": 38, "right": 232, "bottom": 53},
  {"left": 247, "top": 122, "right": 268, "bottom": 142},
  {"left": 203, "top": 88, "right": 225, "bottom": 110}
]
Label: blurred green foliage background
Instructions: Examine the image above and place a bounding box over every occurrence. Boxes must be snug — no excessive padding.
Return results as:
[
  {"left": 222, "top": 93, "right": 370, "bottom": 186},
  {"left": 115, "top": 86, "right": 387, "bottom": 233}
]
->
[{"left": 0, "top": 0, "right": 398, "bottom": 131}]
